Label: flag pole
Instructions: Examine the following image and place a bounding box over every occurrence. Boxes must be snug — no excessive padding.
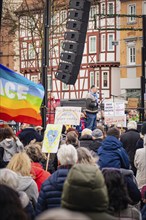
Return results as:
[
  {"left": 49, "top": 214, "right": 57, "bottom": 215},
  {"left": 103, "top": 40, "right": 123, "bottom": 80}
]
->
[{"left": 41, "top": 0, "right": 51, "bottom": 129}]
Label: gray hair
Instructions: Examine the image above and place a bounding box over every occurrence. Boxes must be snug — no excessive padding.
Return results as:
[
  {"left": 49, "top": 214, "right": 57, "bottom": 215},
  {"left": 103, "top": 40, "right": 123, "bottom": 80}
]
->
[
  {"left": 127, "top": 121, "right": 137, "bottom": 130},
  {"left": 57, "top": 144, "right": 78, "bottom": 166},
  {"left": 77, "top": 147, "right": 98, "bottom": 165},
  {"left": 0, "top": 168, "right": 19, "bottom": 189}
]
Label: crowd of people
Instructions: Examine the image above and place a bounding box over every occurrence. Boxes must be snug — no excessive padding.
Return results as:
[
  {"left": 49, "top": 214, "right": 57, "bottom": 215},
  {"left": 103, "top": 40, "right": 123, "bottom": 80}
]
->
[{"left": 0, "top": 119, "right": 146, "bottom": 220}]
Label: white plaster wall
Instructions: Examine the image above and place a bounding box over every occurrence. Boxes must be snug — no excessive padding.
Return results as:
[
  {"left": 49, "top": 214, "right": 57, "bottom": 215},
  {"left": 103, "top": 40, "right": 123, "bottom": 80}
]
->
[
  {"left": 120, "top": 78, "right": 140, "bottom": 89},
  {"left": 111, "top": 67, "right": 121, "bottom": 96},
  {"left": 107, "top": 53, "right": 115, "bottom": 62}
]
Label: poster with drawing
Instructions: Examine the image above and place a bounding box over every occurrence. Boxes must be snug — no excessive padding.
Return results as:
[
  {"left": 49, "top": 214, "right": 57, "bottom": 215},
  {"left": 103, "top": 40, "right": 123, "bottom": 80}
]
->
[
  {"left": 55, "top": 107, "right": 81, "bottom": 125},
  {"left": 42, "top": 124, "right": 62, "bottom": 153}
]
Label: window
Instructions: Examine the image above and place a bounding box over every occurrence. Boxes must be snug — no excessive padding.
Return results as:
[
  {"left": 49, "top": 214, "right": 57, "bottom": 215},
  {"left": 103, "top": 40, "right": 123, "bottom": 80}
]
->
[
  {"left": 89, "top": 36, "right": 97, "bottom": 54},
  {"left": 101, "top": 34, "right": 105, "bottom": 51},
  {"left": 89, "top": 6, "right": 97, "bottom": 19},
  {"left": 20, "top": 16, "right": 27, "bottom": 37},
  {"left": 102, "top": 72, "right": 109, "bottom": 88},
  {"left": 21, "top": 49, "right": 27, "bottom": 61},
  {"left": 108, "top": 34, "right": 114, "bottom": 51},
  {"left": 31, "top": 75, "right": 38, "bottom": 83},
  {"left": 108, "top": 2, "right": 114, "bottom": 15},
  {"left": 28, "top": 43, "right": 35, "bottom": 59},
  {"left": 59, "top": 40, "right": 64, "bottom": 54},
  {"left": 128, "top": 46, "right": 136, "bottom": 65},
  {"left": 96, "top": 71, "right": 100, "bottom": 88},
  {"left": 28, "top": 17, "right": 35, "bottom": 29},
  {"left": 143, "top": 2, "right": 146, "bottom": 15},
  {"left": 90, "top": 72, "right": 95, "bottom": 87},
  {"left": 101, "top": 3, "right": 105, "bottom": 15},
  {"left": 128, "top": 4, "right": 136, "bottom": 23},
  {"left": 60, "top": 10, "right": 67, "bottom": 23},
  {"left": 22, "top": 42, "right": 27, "bottom": 48},
  {"left": 62, "top": 83, "right": 69, "bottom": 90},
  {"left": 47, "top": 75, "right": 52, "bottom": 91}
]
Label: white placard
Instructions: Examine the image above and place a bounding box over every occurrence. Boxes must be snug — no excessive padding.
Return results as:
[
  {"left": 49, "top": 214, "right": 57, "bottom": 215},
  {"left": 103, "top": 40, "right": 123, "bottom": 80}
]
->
[
  {"left": 114, "top": 102, "right": 125, "bottom": 116},
  {"left": 104, "top": 102, "right": 114, "bottom": 116},
  {"left": 55, "top": 106, "right": 81, "bottom": 125},
  {"left": 104, "top": 114, "right": 127, "bottom": 127}
]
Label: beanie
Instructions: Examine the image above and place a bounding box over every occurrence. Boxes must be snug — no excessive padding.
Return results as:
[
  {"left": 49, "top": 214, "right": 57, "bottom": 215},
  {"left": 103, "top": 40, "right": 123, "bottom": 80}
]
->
[
  {"left": 92, "top": 129, "right": 103, "bottom": 139},
  {"left": 61, "top": 164, "right": 108, "bottom": 212}
]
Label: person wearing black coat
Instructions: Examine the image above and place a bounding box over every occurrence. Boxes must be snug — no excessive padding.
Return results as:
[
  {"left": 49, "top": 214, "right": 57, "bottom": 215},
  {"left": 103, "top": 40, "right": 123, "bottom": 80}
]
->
[
  {"left": 120, "top": 121, "right": 140, "bottom": 175},
  {"left": 135, "top": 122, "right": 146, "bottom": 150},
  {"left": 18, "top": 124, "right": 43, "bottom": 146},
  {"left": 35, "top": 144, "right": 78, "bottom": 215},
  {"left": 89, "top": 128, "right": 103, "bottom": 153},
  {"left": 79, "top": 128, "right": 93, "bottom": 149},
  {"left": 79, "top": 134, "right": 93, "bottom": 149}
]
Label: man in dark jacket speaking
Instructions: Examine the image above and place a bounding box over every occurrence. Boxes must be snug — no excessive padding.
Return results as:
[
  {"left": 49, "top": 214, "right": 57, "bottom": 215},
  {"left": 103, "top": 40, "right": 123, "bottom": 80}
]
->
[{"left": 86, "top": 85, "right": 98, "bottom": 130}]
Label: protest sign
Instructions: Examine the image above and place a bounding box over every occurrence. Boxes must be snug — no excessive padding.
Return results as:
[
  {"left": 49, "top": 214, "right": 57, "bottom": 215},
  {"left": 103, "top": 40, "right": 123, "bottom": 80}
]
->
[
  {"left": 55, "top": 106, "right": 81, "bottom": 125},
  {"left": 114, "top": 102, "right": 125, "bottom": 116},
  {"left": 104, "top": 102, "right": 114, "bottom": 116},
  {"left": 42, "top": 124, "right": 62, "bottom": 153},
  {"left": 128, "top": 98, "right": 138, "bottom": 108},
  {"left": 104, "top": 115, "right": 127, "bottom": 127}
]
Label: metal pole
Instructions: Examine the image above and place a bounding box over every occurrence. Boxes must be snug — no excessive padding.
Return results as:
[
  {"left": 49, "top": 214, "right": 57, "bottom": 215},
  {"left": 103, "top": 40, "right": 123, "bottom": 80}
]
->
[
  {"left": 0, "top": 0, "right": 3, "bottom": 28},
  {"left": 41, "top": 0, "right": 51, "bottom": 129},
  {"left": 141, "top": 15, "right": 146, "bottom": 121}
]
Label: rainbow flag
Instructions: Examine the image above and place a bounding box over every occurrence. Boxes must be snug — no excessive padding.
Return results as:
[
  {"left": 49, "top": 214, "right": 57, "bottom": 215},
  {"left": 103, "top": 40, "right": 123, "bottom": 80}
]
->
[{"left": 0, "top": 64, "right": 44, "bottom": 125}]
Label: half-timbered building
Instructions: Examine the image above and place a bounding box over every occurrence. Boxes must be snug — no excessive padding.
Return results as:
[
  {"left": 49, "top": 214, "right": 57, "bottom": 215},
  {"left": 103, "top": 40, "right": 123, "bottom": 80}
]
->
[{"left": 17, "top": 0, "right": 121, "bottom": 100}]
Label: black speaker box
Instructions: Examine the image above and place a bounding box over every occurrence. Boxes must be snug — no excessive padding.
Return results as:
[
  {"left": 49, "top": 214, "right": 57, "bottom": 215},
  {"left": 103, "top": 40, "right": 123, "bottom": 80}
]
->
[{"left": 55, "top": 0, "right": 91, "bottom": 85}]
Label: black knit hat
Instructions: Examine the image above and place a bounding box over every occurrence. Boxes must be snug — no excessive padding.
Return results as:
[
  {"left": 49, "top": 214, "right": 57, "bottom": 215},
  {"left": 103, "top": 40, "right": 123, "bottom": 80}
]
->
[{"left": 141, "top": 122, "right": 146, "bottom": 135}]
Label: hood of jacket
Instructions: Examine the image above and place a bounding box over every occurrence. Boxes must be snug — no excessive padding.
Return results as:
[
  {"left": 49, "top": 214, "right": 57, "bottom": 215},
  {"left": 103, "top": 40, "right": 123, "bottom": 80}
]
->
[
  {"left": 18, "top": 191, "right": 30, "bottom": 208},
  {"left": 17, "top": 174, "right": 34, "bottom": 192},
  {"left": 0, "top": 138, "right": 23, "bottom": 162},
  {"left": 62, "top": 164, "right": 109, "bottom": 212},
  {"left": 31, "top": 162, "right": 44, "bottom": 176},
  {"left": 31, "top": 162, "right": 50, "bottom": 179},
  {"left": 101, "top": 136, "right": 123, "bottom": 150},
  {"left": 0, "top": 138, "right": 16, "bottom": 149}
]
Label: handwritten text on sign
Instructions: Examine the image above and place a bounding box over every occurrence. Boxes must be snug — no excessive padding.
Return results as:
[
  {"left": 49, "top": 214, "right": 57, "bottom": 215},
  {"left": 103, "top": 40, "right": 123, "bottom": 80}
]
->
[
  {"left": 104, "top": 102, "right": 114, "bottom": 116},
  {"left": 114, "top": 102, "right": 125, "bottom": 116},
  {"left": 104, "top": 115, "right": 126, "bottom": 127},
  {"left": 55, "top": 107, "right": 81, "bottom": 125}
]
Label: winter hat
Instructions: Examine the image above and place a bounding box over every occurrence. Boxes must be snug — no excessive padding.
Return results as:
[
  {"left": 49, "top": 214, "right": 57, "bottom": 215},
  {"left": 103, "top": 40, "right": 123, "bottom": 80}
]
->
[
  {"left": 61, "top": 164, "right": 108, "bottom": 212},
  {"left": 141, "top": 122, "right": 146, "bottom": 135},
  {"left": 92, "top": 129, "right": 103, "bottom": 139}
]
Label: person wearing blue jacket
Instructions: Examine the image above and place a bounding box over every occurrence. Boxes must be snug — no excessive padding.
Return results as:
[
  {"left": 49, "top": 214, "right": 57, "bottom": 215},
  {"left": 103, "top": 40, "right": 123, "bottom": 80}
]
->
[
  {"left": 35, "top": 144, "right": 78, "bottom": 216},
  {"left": 98, "top": 127, "right": 130, "bottom": 169}
]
